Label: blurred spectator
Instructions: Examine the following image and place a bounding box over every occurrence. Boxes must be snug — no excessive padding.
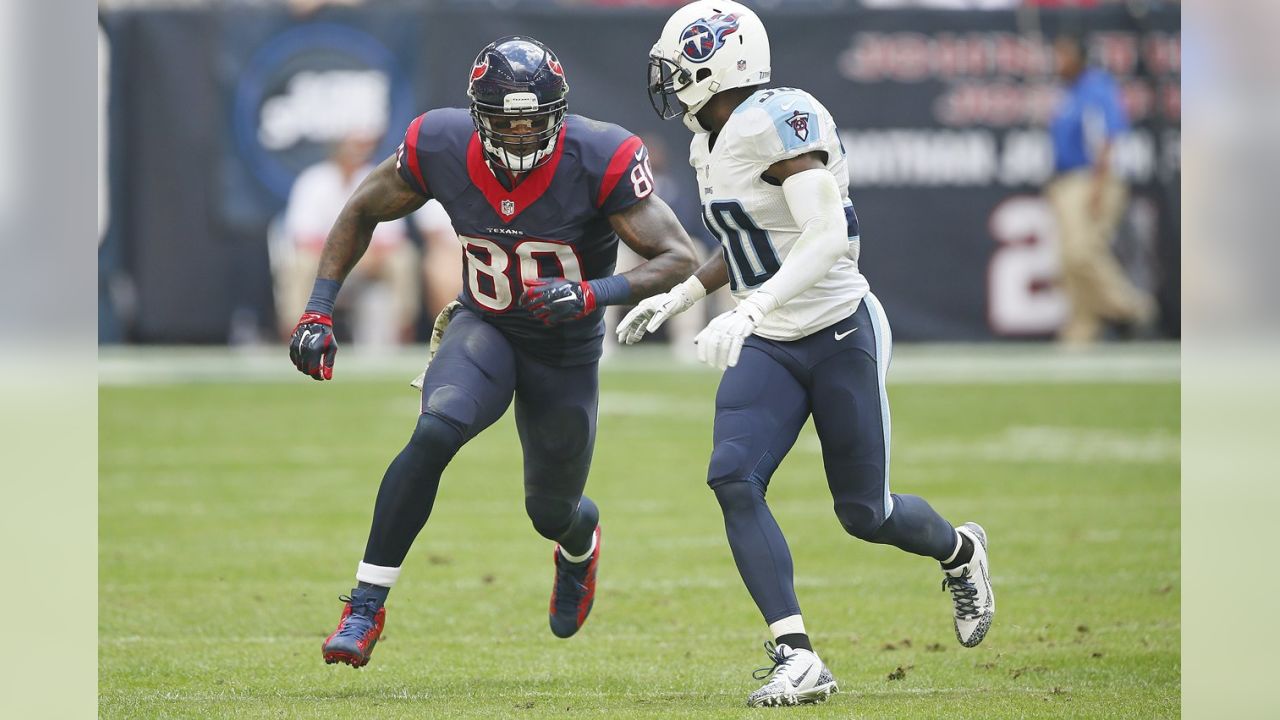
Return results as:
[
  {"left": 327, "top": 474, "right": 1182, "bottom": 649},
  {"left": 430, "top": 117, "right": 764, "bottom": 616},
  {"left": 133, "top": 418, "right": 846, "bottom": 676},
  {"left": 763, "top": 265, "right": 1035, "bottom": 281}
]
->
[
  {"left": 274, "top": 132, "right": 421, "bottom": 347},
  {"left": 1045, "top": 34, "right": 1155, "bottom": 345}
]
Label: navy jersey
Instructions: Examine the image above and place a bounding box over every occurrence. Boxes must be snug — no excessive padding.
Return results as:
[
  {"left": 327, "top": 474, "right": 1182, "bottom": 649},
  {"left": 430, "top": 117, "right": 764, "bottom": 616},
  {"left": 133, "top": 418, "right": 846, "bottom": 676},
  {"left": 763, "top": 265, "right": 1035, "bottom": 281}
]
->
[{"left": 395, "top": 109, "right": 653, "bottom": 366}]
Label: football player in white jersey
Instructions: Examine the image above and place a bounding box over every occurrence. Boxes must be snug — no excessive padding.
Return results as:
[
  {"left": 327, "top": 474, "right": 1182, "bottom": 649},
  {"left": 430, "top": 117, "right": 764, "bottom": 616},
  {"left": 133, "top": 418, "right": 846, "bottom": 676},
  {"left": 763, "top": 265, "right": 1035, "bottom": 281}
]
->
[{"left": 621, "top": 1, "right": 994, "bottom": 707}]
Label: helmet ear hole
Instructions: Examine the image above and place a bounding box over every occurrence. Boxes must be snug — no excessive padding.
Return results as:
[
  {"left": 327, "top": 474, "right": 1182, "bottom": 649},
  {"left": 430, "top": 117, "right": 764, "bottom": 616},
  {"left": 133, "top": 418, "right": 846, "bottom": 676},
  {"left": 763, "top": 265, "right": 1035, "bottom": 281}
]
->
[{"left": 696, "top": 68, "right": 712, "bottom": 82}]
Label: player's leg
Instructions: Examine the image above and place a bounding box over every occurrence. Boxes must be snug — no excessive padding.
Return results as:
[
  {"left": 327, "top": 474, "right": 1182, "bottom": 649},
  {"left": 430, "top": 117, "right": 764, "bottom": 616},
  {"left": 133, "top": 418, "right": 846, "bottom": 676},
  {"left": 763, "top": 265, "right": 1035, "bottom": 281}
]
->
[
  {"left": 322, "top": 309, "right": 517, "bottom": 666},
  {"left": 709, "top": 343, "right": 837, "bottom": 706},
  {"left": 1086, "top": 178, "right": 1156, "bottom": 326},
  {"left": 511, "top": 356, "right": 602, "bottom": 638},
  {"left": 810, "top": 294, "right": 994, "bottom": 647},
  {"left": 1047, "top": 173, "right": 1105, "bottom": 343}
]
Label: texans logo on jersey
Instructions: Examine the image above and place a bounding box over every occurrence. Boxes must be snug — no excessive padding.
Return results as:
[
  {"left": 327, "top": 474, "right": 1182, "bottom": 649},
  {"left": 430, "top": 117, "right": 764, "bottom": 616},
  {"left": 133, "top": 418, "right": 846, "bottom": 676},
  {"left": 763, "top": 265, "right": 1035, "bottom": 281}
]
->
[
  {"left": 786, "top": 110, "right": 810, "bottom": 142},
  {"left": 679, "top": 12, "right": 741, "bottom": 64}
]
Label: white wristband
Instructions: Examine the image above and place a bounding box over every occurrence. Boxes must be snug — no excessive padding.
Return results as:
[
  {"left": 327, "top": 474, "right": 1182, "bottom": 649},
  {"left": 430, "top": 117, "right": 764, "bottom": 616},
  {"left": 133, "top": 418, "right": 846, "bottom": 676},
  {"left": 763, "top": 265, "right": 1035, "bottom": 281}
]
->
[{"left": 679, "top": 275, "right": 707, "bottom": 301}]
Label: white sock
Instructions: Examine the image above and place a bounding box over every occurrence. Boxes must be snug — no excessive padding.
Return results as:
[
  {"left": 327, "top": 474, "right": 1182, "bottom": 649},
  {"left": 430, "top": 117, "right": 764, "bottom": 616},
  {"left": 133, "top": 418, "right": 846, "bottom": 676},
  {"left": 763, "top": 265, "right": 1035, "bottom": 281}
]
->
[
  {"left": 559, "top": 531, "right": 597, "bottom": 564},
  {"left": 941, "top": 531, "right": 964, "bottom": 566},
  {"left": 768, "top": 614, "right": 807, "bottom": 643},
  {"left": 355, "top": 562, "right": 401, "bottom": 587}
]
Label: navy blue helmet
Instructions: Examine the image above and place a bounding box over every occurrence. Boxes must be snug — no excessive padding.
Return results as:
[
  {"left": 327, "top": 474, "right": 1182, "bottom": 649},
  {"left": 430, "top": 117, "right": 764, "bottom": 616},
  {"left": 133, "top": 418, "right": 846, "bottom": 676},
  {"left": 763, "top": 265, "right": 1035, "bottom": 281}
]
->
[{"left": 468, "top": 36, "right": 570, "bottom": 172}]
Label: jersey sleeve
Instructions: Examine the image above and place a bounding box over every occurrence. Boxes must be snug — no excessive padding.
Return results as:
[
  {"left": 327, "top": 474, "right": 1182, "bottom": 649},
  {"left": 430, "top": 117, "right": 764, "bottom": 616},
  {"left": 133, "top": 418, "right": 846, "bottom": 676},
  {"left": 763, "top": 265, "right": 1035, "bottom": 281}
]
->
[
  {"left": 595, "top": 135, "right": 654, "bottom": 216},
  {"left": 395, "top": 113, "right": 432, "bottom": 197},
  {"left": 736, "top": 90, "right": 829, "bottom": 167}
]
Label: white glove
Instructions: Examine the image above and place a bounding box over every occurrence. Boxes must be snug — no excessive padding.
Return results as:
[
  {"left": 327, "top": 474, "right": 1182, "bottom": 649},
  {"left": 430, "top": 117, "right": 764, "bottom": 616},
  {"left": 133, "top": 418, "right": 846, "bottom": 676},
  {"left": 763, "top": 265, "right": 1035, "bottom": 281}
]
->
[
  {"left": 694, "top": 293, "right": 777, "bottom": 370},
  {"left": 616, "top": 275, "right": 707, "bottom": 345}
]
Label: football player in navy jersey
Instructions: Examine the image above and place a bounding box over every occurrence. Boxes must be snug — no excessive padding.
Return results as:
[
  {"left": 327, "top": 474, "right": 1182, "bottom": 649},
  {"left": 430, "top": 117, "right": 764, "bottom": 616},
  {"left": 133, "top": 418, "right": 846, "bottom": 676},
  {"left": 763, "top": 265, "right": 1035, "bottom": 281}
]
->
[{"left": 288, "top": 36, "right": 698, "bottom": 668}]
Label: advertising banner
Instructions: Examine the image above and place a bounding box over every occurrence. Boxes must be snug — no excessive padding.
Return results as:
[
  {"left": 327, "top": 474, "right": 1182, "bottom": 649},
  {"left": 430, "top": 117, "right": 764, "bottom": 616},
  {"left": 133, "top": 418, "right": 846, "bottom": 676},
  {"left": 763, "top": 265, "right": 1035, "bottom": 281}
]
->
[{"left": 102, "top": 5, "right": 1179, "bottom": 343}]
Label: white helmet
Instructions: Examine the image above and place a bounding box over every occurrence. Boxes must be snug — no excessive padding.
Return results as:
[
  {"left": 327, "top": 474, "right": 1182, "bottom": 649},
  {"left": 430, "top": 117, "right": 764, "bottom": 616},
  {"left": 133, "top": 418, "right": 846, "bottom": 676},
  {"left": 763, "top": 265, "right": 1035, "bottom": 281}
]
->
[{"left": 648, "top": 0, "right": 771, "bottom": 133}]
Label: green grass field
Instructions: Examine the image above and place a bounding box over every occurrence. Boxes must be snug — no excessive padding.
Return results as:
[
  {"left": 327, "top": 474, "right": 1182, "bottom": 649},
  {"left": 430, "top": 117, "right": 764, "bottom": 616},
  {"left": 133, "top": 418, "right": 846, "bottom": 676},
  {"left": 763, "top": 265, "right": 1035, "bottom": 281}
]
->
[{"left": 100, "top": 359, "right": 1179, "bottom": 718}]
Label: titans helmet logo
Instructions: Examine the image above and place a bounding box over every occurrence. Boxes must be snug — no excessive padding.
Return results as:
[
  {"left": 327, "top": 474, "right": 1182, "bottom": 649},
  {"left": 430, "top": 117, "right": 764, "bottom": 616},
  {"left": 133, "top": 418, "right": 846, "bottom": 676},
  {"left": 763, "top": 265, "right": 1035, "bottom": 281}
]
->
[{"left": 679, "top": 12, "right": 741, "bottom": 64}]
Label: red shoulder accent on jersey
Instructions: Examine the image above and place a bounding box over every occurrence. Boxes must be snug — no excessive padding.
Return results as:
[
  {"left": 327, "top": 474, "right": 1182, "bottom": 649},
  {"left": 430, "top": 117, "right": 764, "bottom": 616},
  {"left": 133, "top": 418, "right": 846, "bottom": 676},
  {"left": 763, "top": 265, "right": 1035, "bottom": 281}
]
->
[
  {"left": 403, "top": 114, "right": 428, "bottom": 194},
  {"left": 466, "top": 125, "right": 567, "bottom": 223},
  {"left": 596, "top": 136, "right": 645, "bottom": 209}
]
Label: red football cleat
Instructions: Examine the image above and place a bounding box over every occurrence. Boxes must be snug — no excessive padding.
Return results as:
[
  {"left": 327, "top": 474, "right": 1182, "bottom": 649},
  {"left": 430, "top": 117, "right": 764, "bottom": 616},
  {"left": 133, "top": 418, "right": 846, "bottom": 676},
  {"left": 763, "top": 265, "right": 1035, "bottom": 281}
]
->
[
  {"left": 548, "top": 525, "right": 601, "bottom": 638},
  {"left": 322, "top": 590, "right": 386, "bottom": 667}
]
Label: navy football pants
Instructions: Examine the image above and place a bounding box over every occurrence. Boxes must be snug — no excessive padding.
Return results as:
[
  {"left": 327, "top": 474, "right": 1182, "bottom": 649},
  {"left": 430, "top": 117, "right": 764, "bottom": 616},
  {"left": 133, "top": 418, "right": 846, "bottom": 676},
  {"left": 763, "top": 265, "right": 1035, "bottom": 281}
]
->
[
  {"left": 708, "top": 294, "right": 957, "bottom": 624},
  {"left": 362, "top": 308, "right": 599, "bottom": 568}
]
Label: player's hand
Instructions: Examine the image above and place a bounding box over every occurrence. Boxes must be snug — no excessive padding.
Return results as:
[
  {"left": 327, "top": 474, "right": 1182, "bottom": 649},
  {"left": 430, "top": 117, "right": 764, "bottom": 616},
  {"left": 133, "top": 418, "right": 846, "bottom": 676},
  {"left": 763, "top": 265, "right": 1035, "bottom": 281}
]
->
[
  {"left": 519, "top": 277, "right": 597, "bottom": 325},
  {"left": 694, "top": 296, "right": 770, "bottom": 370},
  {"left": 616, "top": 276, "right": 706, "bottom": 345},
  {"left": 288, "top": 312, "right": 338, "bottom": 381}
]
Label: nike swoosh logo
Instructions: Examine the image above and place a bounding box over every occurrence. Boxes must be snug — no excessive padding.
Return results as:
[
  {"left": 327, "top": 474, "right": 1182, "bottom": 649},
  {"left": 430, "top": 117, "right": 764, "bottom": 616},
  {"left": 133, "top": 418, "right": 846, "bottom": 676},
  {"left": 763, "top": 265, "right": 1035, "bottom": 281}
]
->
[
  {"left": 780, "top": 100, "right": 796, "bottom": 111},
  {"left": 791, "top": 664, "right": 812, "bottom": 688},
  {"left": 635, "top": 149, "right": 645, "bottom": 162},
  {"left": 834, "top": 328, "right": 857, "bottom": 341},
  {"left": 300, "top": 330, "right": 313, "bottom": 347},
  {"left": 552, "top": 296, "right": 576, "bottom": 304}
]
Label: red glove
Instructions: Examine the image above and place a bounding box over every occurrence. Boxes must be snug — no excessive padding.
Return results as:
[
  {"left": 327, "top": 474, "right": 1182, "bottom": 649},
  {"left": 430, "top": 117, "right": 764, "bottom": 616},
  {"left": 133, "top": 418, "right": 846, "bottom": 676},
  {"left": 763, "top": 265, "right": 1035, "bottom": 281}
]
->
[
  {"left": 518, "top": 278, "right": 597, "bottom": 325},
  {"left": 288, "top": 312, "right": 338, "bottom": 380}
]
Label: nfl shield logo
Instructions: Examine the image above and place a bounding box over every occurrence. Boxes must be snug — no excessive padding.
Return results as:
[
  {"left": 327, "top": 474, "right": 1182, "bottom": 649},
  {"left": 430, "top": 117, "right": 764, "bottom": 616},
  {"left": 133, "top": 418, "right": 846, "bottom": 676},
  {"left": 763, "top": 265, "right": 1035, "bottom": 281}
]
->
[{"left": 501, "top": 199, "right": 516, "bottom": 216}]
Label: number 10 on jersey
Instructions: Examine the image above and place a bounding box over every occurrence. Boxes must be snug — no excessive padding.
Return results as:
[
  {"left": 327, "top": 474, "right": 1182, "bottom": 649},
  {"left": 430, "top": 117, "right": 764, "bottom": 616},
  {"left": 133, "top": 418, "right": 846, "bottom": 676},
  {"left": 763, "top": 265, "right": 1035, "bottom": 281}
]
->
[{"left": 703, "top": 200, "right": 781, "bottom": 291}]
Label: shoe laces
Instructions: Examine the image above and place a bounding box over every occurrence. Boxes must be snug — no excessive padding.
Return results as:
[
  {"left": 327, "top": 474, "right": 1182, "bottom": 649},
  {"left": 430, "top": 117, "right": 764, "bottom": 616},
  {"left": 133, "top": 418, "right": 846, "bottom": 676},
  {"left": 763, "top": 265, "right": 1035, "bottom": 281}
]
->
[
  {"left": 552, "top": 554, "right": 589, "bottom": 617},
  {"left": 752, "top": 641, "right": 798, "bottom": 682},
  {"left": 335, "top": 594, "right": 379, "bottom": 639},
  {"left": 942, "top": 568, "right": 980, "bottom": 619}
]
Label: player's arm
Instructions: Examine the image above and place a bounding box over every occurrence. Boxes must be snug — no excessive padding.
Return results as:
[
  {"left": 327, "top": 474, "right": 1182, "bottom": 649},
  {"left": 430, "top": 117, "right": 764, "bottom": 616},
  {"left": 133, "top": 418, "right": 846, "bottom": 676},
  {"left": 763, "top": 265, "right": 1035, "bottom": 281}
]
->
[
  {"left": 692, "top": 252, "right": 730, "bottom": 294},
  {"left": 606, "top": 194, "right": 699, "bottom": 299},
  {"left": 740, "top": 151, "right": 848, "bottom": 315},
  {"left": 315, "top": 155, "right": 428, "bottom": 284},
  {"left": 287, "top": 155, "right": 427, "bottom": 380}
]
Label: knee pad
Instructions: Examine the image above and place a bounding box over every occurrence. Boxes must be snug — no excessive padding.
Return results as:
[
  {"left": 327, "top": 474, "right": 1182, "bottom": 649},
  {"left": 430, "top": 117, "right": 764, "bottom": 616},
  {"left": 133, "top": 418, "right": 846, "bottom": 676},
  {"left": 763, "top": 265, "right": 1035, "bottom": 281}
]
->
[
  {"left": 525, "top": 495, "right": 576, "bottom": 541},
  {"left": 708, "top": 442, "right": 778, "bottom": 490},
  {"left": 421, "top": 384, "right": 486, "bottom": 437},
  {"left": 409, "top": 410, "right": 466, "bottom": 459},
  {"left": 834, "top": 500, "right": 888, "bottom": 541},
  {"left": 711, "top": 479, "right": 761, "bottom": 514}
]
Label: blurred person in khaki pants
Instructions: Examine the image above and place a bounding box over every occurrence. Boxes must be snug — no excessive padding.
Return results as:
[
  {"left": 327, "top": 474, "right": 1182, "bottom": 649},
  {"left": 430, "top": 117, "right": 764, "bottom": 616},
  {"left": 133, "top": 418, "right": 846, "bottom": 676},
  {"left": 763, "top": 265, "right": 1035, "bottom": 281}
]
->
[
  {"left": 276, "top": 132, "right": 422, "bottom": 347},
  {"left": 1046, "top": 34, "right": 1156, "bottom": 345}
]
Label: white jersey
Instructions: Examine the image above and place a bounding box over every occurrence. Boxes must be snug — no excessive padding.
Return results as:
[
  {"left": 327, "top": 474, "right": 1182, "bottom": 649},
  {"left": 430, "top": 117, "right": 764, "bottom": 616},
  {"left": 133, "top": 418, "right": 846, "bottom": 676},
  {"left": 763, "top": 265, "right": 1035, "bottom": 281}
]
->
[{"left": 690, "top": 87, "right": 869, "bottom": 341}]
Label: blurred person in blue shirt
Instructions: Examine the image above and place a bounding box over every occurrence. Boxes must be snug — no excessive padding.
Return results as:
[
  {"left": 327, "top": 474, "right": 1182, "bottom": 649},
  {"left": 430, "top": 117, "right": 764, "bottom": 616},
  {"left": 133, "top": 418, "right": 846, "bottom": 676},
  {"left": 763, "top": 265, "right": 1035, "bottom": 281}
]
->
[{"left": 1046, "top": 34, "right": 1155, "bottom": 344}]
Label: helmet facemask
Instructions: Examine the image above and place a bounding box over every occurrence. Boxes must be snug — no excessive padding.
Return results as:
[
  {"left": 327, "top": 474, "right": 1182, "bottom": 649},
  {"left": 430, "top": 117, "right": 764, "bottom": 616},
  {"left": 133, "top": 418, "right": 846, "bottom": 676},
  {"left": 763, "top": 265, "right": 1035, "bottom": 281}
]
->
[
  {"left": 470, "top": 92, "right": 566, "bottom": 173},
  {"left": 647, "top": 53, "right": 693, "bottom": 121}
]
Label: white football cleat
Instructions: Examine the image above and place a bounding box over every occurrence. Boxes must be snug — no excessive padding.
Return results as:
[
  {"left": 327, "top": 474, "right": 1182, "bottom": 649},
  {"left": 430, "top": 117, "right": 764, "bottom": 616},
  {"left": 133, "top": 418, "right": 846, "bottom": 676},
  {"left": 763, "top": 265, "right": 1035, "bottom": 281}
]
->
[
  {"left": 942, "top": 522, "right": 995, "bottom": 648},
  {"left": 746, "top": 642, "right": 838, "bottom": 707}
]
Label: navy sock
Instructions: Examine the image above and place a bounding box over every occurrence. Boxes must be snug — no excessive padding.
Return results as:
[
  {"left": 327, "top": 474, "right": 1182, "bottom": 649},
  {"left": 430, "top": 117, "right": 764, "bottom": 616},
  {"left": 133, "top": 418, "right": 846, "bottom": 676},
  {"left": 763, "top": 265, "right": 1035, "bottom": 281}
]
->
[
  {"left": 776, "top": 633, "right": 813, "bottom": 653},
  {"left": 557, "top": 496, "right": 599, "bottom": 559},
  {"left": 941, "top": 531, "right": 974, "bottom": 570},
  {"left": 354, "top": 582, "right": 390, "bottom": 604}
]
